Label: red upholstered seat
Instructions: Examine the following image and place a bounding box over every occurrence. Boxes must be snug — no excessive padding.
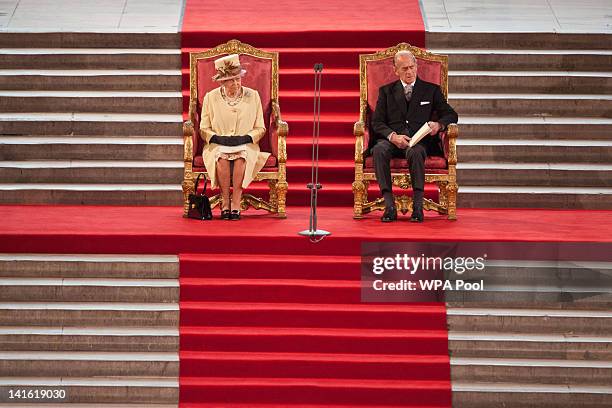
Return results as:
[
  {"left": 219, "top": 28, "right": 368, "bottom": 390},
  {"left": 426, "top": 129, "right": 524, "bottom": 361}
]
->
[
  {"left": 182, "top": 40, "right": 288, "bottom": 218},
  {"left": 364, "top": 156, "right": 448, "bottom": 173}
]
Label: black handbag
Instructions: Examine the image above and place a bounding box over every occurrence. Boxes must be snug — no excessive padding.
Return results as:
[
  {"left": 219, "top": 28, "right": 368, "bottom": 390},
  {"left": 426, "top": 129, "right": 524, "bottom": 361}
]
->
[{"left": 187, "top": 174, "right": 213, "bottom": 220}]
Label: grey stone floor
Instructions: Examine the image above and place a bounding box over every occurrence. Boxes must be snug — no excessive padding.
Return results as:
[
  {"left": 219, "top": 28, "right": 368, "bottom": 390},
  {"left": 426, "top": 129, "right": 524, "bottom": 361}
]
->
[
  {"left": 0, "top": 0, "right": 610, "bottom": 33},
  {"left": 421, "top": 0, "right": 612, "bottom": 33},
  {"left": 0, "top": 0, "right": 184, "bottom": 32}
]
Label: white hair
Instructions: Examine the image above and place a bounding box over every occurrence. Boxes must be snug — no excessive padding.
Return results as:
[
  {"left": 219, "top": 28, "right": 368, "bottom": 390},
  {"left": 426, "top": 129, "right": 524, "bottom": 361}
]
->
[{"left": 393, "top": 50, "right": 416, "bottom": 66}]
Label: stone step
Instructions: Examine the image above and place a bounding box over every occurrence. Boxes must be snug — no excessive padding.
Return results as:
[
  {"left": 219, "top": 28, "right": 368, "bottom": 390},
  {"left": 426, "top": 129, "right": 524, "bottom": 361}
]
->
[
  {"left": 0, "top": 278, "right": 178, "bottom": 303},
  {"left": 0, "top": 33, "right": 180, "bottom": 48},
  {"left": 0, "top": 49, "right": 181, "bottom": 70},
  {"left": 448, "top": 308, "right": 612, "bottom": 335},
  {"left": 0, "top": 254, "right": 178, "bottom": 278},
  {"left": 459, "top": 116, "right": 612, "bottom": 140},
  {"left": 449, "top": 332, "right": 612, "bottom": 360},
  {"left": 0, "top": 326, "right": 178, "bottom": 352},
  {"left": 0, "top": 162, "right": 182, "bottom": 184},
  {"left": 0, "top": 70, "right": 181, "bottom": 91},
  {"left": 0, "top": 91, "right": 182, "bottom": 114},
  {"left": 436, "top": 49, "right": 612, "bottom": 71},
  {"left": 278, "top": 92, "right": 612, "bottom": 117},
  {"left": 449, "top": 94, "right": 612, "bottom": 117},
  {"left": 0, "top": 184, "right": 182, "bottom": 205},
  {"left": 427, "top": 32, "right": 612, "bottom": 51},
  {"left": 458, "top": 140, "right": 612, "bottom": 163},
  {"left": 0, "top": 405, "right": 176, "bottom": 408},
  {"left": 444, "top": 260, "right": 612, "bottom": 294},
  {"left": 447, "top": 297, "right": 612, "bottom": 312},
  {"left": 0, "top": 405, "right": 176, "bottom": 407},
  {"left": 453, "top": 382, "right": 612, "bottom": 408},
  {"left": 457, "top": 163, "right": 612, "bottom": 187},
  {"left": 0, "top": 377, "right": 177, "bottom": 404},
  {"left": 0, "top": 113, "right": 182, "bottom": 136},
  {"left": 0, "top": 184, "right": 610, "bottom": 208},
  {"left": 458, "top": 186, "right": 612, "bottom": 209},
  {"left": 449, "top": 71, "right": 612, "bottom": 94},
  {"left": 0, "top": 137, "right": 182, "bottom": 160},
  {"left": 0, "top": 402, "right": 178, "bottom": 408},
  {"left": 443, "top": 259, "right": 612, "bottom": 308},
  {"left": 0, "top": 351, "right": 178, "bottom": 377},
  {"left": 451, "top": 357, "right": 612, "bottom": 385},
  {"left": 277, "top": 69, "right": 612, "bottom": 94},
  {"left": 0, "top": 303, "right": 179, "bottom": 327}
]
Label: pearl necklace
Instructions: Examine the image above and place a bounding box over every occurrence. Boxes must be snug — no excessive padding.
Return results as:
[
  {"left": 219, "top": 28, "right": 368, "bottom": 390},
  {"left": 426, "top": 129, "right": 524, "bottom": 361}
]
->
[{"left": 221, "top": 86, "right": 243, "bottom": 107}]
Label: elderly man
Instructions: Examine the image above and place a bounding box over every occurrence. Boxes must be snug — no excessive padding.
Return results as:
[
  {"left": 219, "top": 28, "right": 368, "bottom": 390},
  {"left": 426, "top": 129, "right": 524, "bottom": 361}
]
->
[{"left": 370, "top": 50, "right": 458, "bottom": 223}]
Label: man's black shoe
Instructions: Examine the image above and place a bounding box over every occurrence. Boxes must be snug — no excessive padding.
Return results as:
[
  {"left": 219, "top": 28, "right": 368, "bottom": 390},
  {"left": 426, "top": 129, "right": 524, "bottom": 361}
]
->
[
  {"left": 381, "top": 206, "right": 397, "bottom": 222},
  {"left": 410, "top": 209, "right": 424, "bottom": 223}
]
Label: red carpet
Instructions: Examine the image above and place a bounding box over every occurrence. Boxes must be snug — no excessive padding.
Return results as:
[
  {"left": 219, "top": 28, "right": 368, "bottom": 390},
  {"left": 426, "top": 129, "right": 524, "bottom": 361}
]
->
[
  {"left": 2, "top": 206, "right": 611, "bottom": 255},
  {"left": 179, "top": 252, "right": 451, "bottom": 406},
  {"left": 181, "top": 0, "right": 426, "bottom": 207},
  {"left": 2, "top": 205, "right": 610, "bottom": 406},
  {"left": 181, "top": 0, "right": 426, "bottom": 48}
]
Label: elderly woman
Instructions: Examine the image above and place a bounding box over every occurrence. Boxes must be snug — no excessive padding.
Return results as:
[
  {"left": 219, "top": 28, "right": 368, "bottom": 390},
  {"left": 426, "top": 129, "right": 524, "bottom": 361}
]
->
[{"left": 199, "top": 54, "right": 270, "bottom": 220}]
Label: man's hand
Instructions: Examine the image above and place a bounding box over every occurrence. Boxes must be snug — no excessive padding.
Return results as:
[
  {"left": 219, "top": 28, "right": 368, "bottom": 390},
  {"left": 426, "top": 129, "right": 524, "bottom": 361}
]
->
[
  {"left": 389, "top": 133, "right": 411, "bottom": 149},
  {"left": 427, "top": 121, "right": 442, "bottom": 135}
]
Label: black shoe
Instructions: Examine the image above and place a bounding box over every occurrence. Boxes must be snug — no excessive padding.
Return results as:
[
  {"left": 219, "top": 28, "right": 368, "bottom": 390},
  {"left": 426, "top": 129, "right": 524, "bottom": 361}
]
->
[
  {"left": 381, "top": 206, "right": 397, "bottom": 223},
  {"left": 410, "top": 209, "right": 424, "bottom": 223},
  {"left": 221, "top": 209, "right": 231, "bottom": 220},
  {"left": 230, "top": 210, "right": 241, "bottom": 220}
]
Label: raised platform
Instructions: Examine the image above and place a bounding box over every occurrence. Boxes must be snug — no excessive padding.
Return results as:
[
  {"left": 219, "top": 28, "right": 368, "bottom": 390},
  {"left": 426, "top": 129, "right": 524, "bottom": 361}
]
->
[{"left": 0, "top": 205, "right": 610, "bottom": 256}]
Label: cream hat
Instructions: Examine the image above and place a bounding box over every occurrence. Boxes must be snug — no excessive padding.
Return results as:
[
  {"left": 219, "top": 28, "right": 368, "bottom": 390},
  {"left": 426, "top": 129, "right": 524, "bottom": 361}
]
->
[{"left": 212, "top": 54, "right": 247, "bottom": 81}]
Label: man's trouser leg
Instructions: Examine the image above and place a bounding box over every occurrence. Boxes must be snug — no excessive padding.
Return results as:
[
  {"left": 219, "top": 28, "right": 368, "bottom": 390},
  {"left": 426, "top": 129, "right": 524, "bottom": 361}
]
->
[
  {"left": 406, "top": 144, "right": 427, "bottom": 209},
  {"left": 372, "top": 139, "right": 396, "bottom": 208}
]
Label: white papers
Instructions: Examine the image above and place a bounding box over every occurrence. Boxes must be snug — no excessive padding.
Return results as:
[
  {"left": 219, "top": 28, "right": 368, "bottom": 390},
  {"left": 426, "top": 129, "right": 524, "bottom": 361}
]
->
[{"left": 409, "top": 122, "right": 432, "bottom": 148}]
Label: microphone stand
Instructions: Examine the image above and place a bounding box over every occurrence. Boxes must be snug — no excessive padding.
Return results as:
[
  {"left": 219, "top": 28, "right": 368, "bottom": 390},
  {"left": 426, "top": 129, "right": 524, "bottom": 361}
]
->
[{"left": 299, "top": 63, "right": 330, "bottom": 242}]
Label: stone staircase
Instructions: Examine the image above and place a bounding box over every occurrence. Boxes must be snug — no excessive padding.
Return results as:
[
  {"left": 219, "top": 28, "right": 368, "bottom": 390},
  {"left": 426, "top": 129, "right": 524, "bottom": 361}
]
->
[
  {"left": 426, "top": 32, "right": 612, "bottom": 209},
  {"left": 1, "top": 31, "right": 611, "bottom": 208},
  {"left": 446, "top": 253, "right": 612, "bottom": 407},
  {"left": 0, "top": 253, "right": 179, "bottom": 406},
  {"left": 0, "top": 33, "right": 183, "bottom": 205}
]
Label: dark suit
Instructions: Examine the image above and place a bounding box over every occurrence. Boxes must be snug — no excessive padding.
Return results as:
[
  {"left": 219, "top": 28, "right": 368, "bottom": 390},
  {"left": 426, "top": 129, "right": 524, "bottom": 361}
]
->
[{"left": 370, "top": 77, "right": 458, "bottom": 209}]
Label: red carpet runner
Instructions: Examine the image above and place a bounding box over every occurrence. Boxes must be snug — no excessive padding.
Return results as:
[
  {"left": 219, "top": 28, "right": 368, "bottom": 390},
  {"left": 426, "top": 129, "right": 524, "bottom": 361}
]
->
[
  {"left": 179, "top": 253, "right": 451, "bottom": 407},
  {"left": 181, "top": 0, "right": 426, "bottom": 207},
  {"left": 179, "top": 2, "right": 449, "bottom": 406}
]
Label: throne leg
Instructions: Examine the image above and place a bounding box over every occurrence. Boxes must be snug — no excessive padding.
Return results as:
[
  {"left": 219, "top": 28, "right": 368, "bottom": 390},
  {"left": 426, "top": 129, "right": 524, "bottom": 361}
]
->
[
  {"left": 438, "top": 181, "right": 448, "bottom": 211},
  {"left": 181, "top": 178, "right": 195, "bottom": 217},
  {"left": 268, "top": 180, "right": 278, "bottom": 208},
  {"left": 352, "top": 180, "right": 366, "bottom": 219},
  {"left": 276, "top": 181, "right": 288, "bottom": 218},
  {"left": 447, "top": 182, "right": 458, "bottom": 220}
]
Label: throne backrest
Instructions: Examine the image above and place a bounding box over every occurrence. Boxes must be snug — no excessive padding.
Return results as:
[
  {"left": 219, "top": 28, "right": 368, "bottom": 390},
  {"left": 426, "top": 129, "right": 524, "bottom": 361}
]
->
[
  {"left": 360, "top": 43, "right": 448, "bottom": 122},
  {"left": 189, "top": 40, "right": 278, "bottom": 160}
]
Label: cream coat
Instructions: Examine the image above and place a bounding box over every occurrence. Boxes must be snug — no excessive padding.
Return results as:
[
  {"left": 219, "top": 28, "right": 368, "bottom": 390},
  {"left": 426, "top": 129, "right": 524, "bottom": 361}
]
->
[{"left": 200, "top": 86, "right": 270, "bottom": 189}]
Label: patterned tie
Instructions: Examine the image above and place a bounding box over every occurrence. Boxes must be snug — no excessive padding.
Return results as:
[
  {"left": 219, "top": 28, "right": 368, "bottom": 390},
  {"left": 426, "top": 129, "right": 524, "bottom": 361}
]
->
[{"left": 404, "top": 84, "right": 413, "bottom": 101}]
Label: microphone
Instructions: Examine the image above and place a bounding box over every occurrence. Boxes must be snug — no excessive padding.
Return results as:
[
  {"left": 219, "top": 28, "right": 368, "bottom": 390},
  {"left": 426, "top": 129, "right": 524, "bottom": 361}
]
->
[{"left": 299, "top": 63, "right": 330, "bottom": 242}]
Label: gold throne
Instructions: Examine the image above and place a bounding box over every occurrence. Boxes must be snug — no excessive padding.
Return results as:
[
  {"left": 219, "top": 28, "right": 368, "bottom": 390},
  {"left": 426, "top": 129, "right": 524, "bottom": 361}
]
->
[
  {"left": 352, "top": 43, "right": 459, "bottom": 220},
  {"left": 182, "top": 39, "right": 288, "bottom": 218}
]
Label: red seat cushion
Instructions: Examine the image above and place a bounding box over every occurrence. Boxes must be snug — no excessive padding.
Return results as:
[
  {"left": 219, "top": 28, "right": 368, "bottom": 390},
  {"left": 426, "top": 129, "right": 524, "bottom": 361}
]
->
[
  {"left": 364, "top": 155, "right": 448, "bottom": 173},
  {"left": 193, "top": 154, "right": 277, "bottom": 168}
]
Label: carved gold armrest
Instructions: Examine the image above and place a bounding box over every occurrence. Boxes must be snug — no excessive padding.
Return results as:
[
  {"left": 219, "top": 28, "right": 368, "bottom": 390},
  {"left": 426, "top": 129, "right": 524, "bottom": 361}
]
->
[
  {"left": 353, "top": 119, "right": 365, "bottom": 165},
  {"left": 183, "top": 120, "right": 194, "bottom": 163},
  {"left": 272, "top": 100, "right": 288, "bottom": 164},
  {"left": 446, "top": 123, "right": 458, "bottom": 166}
]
